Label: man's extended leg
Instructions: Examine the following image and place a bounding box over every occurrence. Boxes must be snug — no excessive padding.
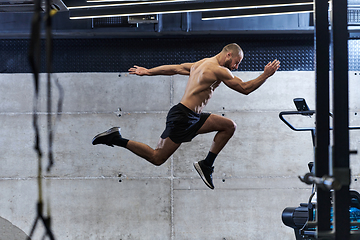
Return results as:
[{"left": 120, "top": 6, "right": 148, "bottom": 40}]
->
[
  {"left": 193, "top": 114, "right": 236, "bottom": 189},
  {"left": 92, "top": 127, "right": 180, "bottom": 166}
]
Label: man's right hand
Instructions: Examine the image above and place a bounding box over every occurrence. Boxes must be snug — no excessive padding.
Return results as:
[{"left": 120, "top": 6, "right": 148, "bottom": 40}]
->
[
  {"left": 263, "top": 59, "right": 280, "bottom": 77},
  {"left": 128, "top": 65, "right": 150, "bottom": 76}
]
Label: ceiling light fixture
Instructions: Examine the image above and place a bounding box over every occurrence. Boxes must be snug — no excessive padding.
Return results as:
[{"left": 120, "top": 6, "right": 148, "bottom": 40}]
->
[
  {"left": 87, "top": 0, "right": 192, "bottom": 2},
  {"left": 69, "top": 1, "right": 315, "bottom": 20},
  {"left": 68, "top": 0, "right": 195, "bottom": 10},
  {"left": 202, "top": 3, "right": 314, "bottom": 20},
  {"left": 203, "top": 10, "right": 313, "bottom": 21}
]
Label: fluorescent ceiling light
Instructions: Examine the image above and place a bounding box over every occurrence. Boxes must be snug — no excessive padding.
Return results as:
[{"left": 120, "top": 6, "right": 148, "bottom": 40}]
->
[
  {"left": 202, "top": 10, "right": 313, "bottom": 20},
  {"left": 68, "top": 0, "right": 195, "bottom": 10},
  {"left": 202, "top": 3, "right": 314, "bottom": 20},
  {"left": 87, "top": 0, "right": 191, "bottom": 2},
  {"left": 69, "top": 1, "right": 315, "bottom": 20},
  {"left": 87, "top": 0, "right": 142, "bottom": 1}
]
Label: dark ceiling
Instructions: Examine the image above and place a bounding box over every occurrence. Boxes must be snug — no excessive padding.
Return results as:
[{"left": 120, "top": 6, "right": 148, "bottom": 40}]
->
[{"left": 0, "top": 1, "right": 358, "bottom": 38}]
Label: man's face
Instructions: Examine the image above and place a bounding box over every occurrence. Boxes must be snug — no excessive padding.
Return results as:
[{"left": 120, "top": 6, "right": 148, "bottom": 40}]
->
[{"left": 224, "top": 52, "right": 243, "bottom": 71}]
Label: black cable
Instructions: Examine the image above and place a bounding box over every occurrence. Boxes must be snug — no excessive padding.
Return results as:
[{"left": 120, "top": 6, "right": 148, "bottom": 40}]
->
[
  {"left": 299, "top": 190, "right": 316, "bottom": 236},
  {"left": 28, "top": 0, "right": 42, "bottom": 159},
  {"left": 27, "top": 203, "right": 55, "bottom": 240},
  {"left": 46, "top": 0, "right": 54, "bottom": 172},
  {"left": 27, "top": 0, "right": 57, "bottom": 239}
]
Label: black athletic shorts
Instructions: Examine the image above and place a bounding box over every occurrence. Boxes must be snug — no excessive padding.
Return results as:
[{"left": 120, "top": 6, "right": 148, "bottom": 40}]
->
[{"left": 160, "top": 103, "right": 211, "bottom": 144}]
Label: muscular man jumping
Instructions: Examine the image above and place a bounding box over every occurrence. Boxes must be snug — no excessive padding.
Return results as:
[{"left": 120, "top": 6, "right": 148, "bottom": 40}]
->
[{"left": 92, "top": 43, "right": 280, "bottom": 189}]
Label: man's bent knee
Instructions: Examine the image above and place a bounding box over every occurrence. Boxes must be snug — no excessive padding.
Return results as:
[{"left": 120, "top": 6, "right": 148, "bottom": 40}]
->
[
  {"left": 227, "top": 120, "right": 237, "bottom": 135},
  {"left": 153, "top": 159, "right": 168, "bottom": 166},
  {"left": 149, "top": 154, "right": 169, "bottom": 166}
]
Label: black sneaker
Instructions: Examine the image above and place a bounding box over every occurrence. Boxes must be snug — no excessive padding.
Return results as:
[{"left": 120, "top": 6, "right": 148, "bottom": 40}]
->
[
  {"left": 193, "top": 160, "right": 214, "bottom": 189},
  {"left": 92, "top": 127, "right": 121, "bottom": 147}
]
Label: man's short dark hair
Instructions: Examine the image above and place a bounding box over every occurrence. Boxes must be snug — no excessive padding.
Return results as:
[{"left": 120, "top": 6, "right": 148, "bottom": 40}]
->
[{"left": 222, "top": 43, "right": 243, "bottom": 56}]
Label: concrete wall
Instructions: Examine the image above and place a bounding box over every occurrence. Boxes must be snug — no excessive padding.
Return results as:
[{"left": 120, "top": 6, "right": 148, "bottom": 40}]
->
[{"left": 1, "top": 71, "right": 360, "bottom": 240}]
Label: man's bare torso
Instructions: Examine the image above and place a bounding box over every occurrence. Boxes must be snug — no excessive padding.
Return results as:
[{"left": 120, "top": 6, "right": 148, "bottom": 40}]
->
[{"left": 180, "top": 57, "right": 223, "bottom": 113}]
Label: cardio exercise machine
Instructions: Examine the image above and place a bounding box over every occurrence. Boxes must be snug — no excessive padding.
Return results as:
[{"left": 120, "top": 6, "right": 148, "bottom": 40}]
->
[{"left": 279, "top": 98, "right": 360, "bottom": 239}]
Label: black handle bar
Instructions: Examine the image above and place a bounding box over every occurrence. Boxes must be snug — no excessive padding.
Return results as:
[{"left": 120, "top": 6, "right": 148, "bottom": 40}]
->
[
  {"left": 279, "top": 110, "right": 360, "bottom": 131},
  {"left": 279, "top": 110, "right": 316, "bottom": 132}
]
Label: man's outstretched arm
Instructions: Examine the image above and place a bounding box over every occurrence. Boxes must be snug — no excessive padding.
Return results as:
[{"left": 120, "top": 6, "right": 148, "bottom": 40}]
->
[
  {"left": 128, "top": 63, "right": 193, "bottom": 76},
  {"left": 221, "top": 59, "right": 280, "bottom": 95}
]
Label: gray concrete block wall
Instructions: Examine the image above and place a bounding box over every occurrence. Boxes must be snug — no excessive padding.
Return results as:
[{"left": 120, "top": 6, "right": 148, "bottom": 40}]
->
[{"left": 1, "top": 72, "right": 360, "bottom": 239}]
